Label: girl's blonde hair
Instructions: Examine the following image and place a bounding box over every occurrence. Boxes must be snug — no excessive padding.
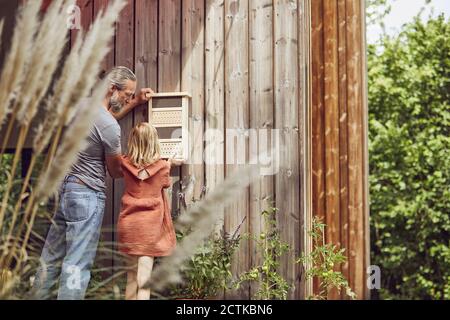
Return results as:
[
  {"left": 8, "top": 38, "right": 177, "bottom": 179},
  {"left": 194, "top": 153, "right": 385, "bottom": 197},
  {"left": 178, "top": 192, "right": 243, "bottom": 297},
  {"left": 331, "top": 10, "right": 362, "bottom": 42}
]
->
[{"left": 127, "top": 122, "right": 161, "bottom": 168}]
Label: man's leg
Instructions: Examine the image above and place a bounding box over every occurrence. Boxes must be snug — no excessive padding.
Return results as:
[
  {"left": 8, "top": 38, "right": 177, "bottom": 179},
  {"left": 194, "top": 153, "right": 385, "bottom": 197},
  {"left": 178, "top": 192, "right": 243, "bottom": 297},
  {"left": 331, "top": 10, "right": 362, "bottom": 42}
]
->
[
  {"left": 31, "top": 195, "right": 67, "bottom": 300},
  {"left": 56, "top": 183, "right": 105, "bottom": 300}
]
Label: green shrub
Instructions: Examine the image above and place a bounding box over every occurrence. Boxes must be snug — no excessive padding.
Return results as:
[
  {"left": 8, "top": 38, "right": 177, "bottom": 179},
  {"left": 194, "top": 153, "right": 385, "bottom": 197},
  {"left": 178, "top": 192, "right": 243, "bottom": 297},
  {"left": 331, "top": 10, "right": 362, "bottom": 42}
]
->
[{"left": 369, "top": 14, "right": 450, "bottom": 299}]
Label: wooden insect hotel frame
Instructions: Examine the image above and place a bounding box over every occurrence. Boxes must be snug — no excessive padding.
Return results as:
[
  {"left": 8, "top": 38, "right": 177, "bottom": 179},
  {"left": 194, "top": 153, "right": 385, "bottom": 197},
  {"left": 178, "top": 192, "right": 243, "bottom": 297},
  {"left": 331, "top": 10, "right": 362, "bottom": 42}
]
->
[{"left": 147, "top": 92, "right": 192, "bottom": 160}]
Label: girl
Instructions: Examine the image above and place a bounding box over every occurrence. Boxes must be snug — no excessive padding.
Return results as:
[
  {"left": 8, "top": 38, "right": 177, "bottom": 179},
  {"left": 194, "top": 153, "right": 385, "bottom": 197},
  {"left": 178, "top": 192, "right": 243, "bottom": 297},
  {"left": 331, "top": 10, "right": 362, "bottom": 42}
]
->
[{"left": 118, "top": 122, "right": 181, "bottom": 300}]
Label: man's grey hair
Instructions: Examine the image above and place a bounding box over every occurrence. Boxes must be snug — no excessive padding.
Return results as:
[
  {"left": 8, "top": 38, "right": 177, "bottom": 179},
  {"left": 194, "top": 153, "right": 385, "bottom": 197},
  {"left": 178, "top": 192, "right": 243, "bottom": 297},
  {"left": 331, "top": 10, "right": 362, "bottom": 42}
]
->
[{"left": 107, "top": 66, "right": 136, "bottom": 90}]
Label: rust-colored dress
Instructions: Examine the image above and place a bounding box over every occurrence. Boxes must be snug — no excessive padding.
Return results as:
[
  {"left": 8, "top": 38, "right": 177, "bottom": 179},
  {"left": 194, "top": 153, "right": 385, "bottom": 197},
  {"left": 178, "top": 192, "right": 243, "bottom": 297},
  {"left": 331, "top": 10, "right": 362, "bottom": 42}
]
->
[{"left": 117, "top": 156, "right": 176, "bottom": 257}]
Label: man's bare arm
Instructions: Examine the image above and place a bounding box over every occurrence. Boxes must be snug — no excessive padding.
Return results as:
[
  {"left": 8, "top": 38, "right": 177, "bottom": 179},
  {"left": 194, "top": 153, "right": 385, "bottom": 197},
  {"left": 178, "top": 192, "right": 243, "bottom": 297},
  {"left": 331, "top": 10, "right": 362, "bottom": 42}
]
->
[
  {"left": 111, "top": 88, "right": 155, "bottom": 121},
  {"left": 105, "top": 154, "right": 123, "bottom": 179}
]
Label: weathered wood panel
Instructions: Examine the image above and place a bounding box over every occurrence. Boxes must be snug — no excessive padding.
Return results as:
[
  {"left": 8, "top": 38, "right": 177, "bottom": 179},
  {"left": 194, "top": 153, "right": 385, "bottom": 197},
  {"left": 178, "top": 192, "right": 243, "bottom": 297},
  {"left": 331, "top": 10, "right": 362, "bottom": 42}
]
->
[
  {"left": 224, "top": 0, "right": 250, "bottom": 299},
  {"left": 181, "top": 0, "right": 205, "bottom": 201},
  {"left": 337, "top": 0, "right": 350, "bottom": 299},
  {"left": 204, "top": 1, "right": 225, "bottom": 299},
  {"left": 345, "top": 0, "right": 365, "bottom": 299},
  {"left": 298, "top": 0, "right": 312, "bottom": 300},
  {"left": 134, "top": 0, "right": 158, "bottom": 124},
  {"left": 311, "top": 0, "right": 369, "bottom": 300},
  {"left": 311, "top": 1, "right": 326, "bottom": 297},
  {"left": 274, "top": 0, "right": 301, "bottom": 300},
  {"left": 159, "top": 0, "right": 181, "bottom": 92},
  {"left": 248, "top": 0, "right": 274, "bottom": 298},
  {"left": 95, "top": 0, "right": 115, "bottom": 78},
  {"left": 324, "top": 0, "right": 341, "bottom": 300}
]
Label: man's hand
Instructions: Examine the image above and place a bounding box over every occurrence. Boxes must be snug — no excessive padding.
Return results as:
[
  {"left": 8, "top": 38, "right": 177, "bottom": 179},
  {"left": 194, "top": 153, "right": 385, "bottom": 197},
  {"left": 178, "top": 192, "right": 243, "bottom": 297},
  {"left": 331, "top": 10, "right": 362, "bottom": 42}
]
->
[
  {"left": 112, "top": 87, "right": 155, "bottom": 121},
  {"left": 131, "top": 87, "right": 155, "bottom": 107}
]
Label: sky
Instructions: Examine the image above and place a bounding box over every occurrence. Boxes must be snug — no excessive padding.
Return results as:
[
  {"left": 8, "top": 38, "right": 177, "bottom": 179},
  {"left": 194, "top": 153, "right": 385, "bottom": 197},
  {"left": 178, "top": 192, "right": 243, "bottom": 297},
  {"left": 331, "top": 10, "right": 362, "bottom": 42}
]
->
[{"left": 367, "top": 0, "right": 450, "bottom": 43}]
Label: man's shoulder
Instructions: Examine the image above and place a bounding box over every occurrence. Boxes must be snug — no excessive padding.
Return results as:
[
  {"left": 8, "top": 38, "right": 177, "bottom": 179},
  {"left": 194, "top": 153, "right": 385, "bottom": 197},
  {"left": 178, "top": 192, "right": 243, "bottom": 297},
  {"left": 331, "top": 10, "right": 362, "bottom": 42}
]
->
[{"left": 95, "top": 107, "right": 120, "bottom": 132}]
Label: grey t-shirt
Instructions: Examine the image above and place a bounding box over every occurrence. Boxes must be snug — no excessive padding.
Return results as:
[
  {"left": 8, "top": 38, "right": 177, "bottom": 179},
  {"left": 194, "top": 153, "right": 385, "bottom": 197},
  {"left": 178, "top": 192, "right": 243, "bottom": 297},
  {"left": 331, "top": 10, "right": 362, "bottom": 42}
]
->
[{"left": 68, "top": 104, "right": 121, "bottom": 192}]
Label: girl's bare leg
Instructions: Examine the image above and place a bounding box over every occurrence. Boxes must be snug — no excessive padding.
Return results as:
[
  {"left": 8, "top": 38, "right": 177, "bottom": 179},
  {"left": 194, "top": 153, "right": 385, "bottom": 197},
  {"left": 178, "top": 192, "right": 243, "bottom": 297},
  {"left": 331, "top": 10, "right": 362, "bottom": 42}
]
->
[
  {"left": 125, "top": 255, "right": 138, "bottom": 300},
  {"left": 136, "top": 256, "right": 154, "bottom": 300}
]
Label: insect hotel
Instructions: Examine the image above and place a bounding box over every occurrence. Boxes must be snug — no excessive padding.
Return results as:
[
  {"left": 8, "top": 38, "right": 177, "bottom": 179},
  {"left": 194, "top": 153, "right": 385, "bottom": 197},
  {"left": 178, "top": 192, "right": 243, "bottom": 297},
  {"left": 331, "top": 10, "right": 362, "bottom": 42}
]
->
[
  {"left": 148, "top": 92, "right": 191, "bottom": 160},
  {"left": 0, "top": 0, "right": 370, "bottom": 299}
]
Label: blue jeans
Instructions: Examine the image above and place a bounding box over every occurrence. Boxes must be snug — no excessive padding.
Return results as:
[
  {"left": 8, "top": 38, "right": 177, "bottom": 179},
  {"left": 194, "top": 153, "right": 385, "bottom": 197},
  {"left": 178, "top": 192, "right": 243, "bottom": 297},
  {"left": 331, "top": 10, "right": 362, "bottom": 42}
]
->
[{"left": 32, "top": 176, "right": 106, "bottom": 300}]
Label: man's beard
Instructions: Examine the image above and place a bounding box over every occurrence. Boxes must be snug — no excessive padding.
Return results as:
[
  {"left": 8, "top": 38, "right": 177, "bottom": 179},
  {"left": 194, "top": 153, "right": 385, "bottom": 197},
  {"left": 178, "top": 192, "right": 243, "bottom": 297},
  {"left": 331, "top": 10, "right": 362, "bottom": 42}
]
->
[{"left": 109, "top": 92, "right": 124, "bottom": 113}]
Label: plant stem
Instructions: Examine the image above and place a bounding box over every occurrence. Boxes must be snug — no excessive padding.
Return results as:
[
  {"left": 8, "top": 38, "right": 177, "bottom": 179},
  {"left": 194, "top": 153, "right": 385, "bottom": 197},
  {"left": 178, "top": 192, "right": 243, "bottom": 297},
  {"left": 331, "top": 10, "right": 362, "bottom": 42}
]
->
[
  {"left": 2, "top": 124, "right": 63, "bottom": 269},
  {"left": 0, "top": 125, "right": 30, "bottom": 231},
  {"left": 0, "top": 154, "right": 37, "bottom": 267}
]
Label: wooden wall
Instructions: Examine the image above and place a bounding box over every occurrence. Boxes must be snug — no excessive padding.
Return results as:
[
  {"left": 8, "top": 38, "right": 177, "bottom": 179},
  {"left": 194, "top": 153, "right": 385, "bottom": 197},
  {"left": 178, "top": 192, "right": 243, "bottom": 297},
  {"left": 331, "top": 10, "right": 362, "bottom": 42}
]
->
[
  {"left": 0, "top": 0, "right": 369, "bottom": 301},
  {"left": 311, "top": 0, "right": 369, "bottom": 299},
  {"left": 65, "top": 0, "right": 368, "bottom": 300}
]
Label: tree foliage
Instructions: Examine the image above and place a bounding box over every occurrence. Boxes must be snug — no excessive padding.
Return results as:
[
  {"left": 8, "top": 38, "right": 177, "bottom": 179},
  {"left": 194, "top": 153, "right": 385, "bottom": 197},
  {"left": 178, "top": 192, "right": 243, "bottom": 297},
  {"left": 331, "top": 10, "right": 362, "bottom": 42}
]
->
[{"left": 369, "top": 13, "right": 450, "bottom": 299}]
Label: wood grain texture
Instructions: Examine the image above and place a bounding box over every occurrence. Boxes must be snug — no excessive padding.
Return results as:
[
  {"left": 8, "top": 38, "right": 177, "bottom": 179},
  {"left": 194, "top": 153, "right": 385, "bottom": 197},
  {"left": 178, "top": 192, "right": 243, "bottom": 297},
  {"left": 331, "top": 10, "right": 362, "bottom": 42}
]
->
[
  {"left": 248, "top": 0, "right": 274, "bottom": 298},
  {"left": 323, "top": 0, "right": 341, "bottom": 300},
  {"left": 346, "top": 0, "right": 365, "bottom": 299},
  {"left": 224, "top": 0, "right": 250, "bottom": 299},
  {"left": 274, "top": 0, "right": 301, "bottom": 300},
  {"left": 204, "top": 2, "right": 226, "bottom": 298},
  {"left": 181, "top": 0, "right": 205, "bottom": 202},
  {"left": 310, "top": 0, "right": 369, "bottom": 300},
  {"left": 298, "top": 0, "right": 312, "bottom": 300},
  {"left": 159, "top": 0, "right": 182, "bottom": 219},
  {"left": 337, "top": 0, "right": 350, "bottom": 299},
  {"left": 159, "top": 0, "right": 181, "bottom": 92},
  {"left": 134, "top": 0, "right": 158, "bottom": 124},
  {"left": 94, "top": 0, "right": 115, "bottom": 79}
]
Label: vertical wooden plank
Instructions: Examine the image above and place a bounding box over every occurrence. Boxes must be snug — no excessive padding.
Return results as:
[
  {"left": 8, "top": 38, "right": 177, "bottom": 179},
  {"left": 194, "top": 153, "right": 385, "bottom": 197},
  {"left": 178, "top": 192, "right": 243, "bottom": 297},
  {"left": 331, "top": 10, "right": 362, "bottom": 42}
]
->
[
  {"left": 323, "top": 0, "right": 341, "bottom": 300},
  {"left": 71, "top": 0, "right": 94, "bottom": 46},
  {"left": 360, "top": 0, "right": 370, "bottom": 300},
  {"left": 181, "top": 0, "right": 205, "bottom": 202},
  {"left": 274, "top": 0, "right": 300, "bottom": 300},
  {"left": 204, "top": 0, "right": 225, "bottom": 196},
  {"left": 346, "top": 0, "right": 365, "bottom": 299},
  {"left": 159, "top": 0, "right": 182, "bottom": 218},
  {"left": 224, "top": 0, "right": 250, "bottom": 299},
  {"left": 135, "top": 0, "right": 158, "bottom": 124},
  {"left": 298, "top": 0, "right": 312, "bottom": 300},
  {"left": 204, "top": 1, "right": 225, "bottom": 299},
  {"left": 113, "top": 0, "right": 134, "bottom": 275},
  {"left": 159, "top": 0, "right": 181, "bottom": 92},
  {"left": 248, "top": 0, "right": 274, "bottom": 298},
  {"left": 94, "top": 0, "right": 116, "bottom": 78},
  {"left": 311, "top": 0, "right": 326, "bottom": 295},
  {"left": 337, "top": 0, "right": 350, "bottom": 300}
]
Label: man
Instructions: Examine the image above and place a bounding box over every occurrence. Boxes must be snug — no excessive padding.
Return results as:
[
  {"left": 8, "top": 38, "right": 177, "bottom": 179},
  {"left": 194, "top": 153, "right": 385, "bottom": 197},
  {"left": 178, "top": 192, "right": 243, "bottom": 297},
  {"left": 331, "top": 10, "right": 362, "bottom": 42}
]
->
[{"left": 32, "top": 66, "right": 153, "bottom": 300}]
